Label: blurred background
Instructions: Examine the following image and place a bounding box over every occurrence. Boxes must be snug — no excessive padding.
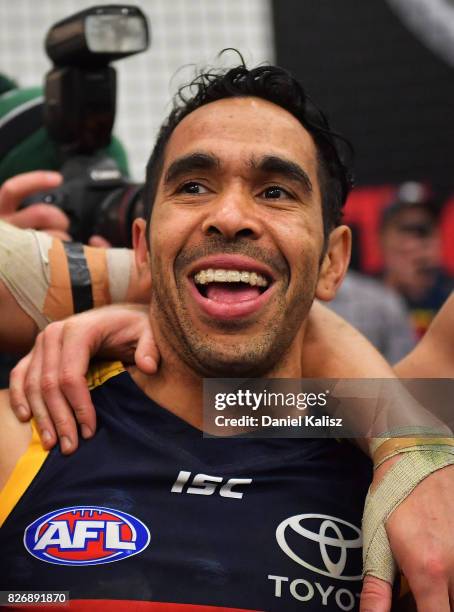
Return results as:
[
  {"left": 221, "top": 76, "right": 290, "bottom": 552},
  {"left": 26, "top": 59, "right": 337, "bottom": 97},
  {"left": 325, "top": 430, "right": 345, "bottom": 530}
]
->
[
  {"left": 0, "top": 0, "right": 274, "bottom": 180},
  {"left": 274, "top": 0, "right": 454, "bottom": 353},
  {"left": 1, "top": 0, "right": 453, "bottom": 361}
]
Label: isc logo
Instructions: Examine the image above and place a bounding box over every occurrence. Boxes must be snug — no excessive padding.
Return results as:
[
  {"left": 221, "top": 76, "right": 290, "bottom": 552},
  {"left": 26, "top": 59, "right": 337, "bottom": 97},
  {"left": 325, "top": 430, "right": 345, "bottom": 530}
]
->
[
  {"left": 171, "top": 470, "right": 252, "bottom": 499},
  {"left": 24, "top": 506, "right": 150, "bottom": 566}
]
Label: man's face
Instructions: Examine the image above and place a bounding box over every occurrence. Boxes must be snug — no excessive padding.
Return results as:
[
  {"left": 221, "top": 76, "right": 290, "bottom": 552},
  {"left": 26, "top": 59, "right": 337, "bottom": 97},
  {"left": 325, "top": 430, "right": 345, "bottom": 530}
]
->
[
  {"left": 147, "top": 97, "right": 330, "bottom": 377},
  {"left": 381, "top": 207, "right": 440, "bottom": 294}
]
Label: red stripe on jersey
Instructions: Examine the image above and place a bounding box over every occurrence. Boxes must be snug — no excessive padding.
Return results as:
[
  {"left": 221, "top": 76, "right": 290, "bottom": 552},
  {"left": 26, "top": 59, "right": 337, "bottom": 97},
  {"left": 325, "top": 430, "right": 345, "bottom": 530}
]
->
[{"left": 3, "top": 600, "right": 262, "bottom": 611}]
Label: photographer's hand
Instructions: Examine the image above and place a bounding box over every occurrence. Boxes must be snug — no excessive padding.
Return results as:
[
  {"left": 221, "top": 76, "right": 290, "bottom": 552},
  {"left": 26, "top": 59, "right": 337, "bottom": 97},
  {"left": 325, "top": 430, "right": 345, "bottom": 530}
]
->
[
  {"left": 9, "top": 304, "right": 158, "bottom": 453},
  {"left": 88, "top": 235, "right": 112, "bottom": 248},
  {"left": 0, "top": 171, "right": 70, "bottom": 240}
]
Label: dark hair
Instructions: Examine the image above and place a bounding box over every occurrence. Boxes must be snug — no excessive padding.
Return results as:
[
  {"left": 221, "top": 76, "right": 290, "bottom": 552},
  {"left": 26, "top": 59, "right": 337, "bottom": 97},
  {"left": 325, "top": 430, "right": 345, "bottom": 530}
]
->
[
  {"left": 380, "top": 182, "right": 440, "bottom": 232},
  {"left": 144, "top": 60, "right": 354, "bottom": 239}
]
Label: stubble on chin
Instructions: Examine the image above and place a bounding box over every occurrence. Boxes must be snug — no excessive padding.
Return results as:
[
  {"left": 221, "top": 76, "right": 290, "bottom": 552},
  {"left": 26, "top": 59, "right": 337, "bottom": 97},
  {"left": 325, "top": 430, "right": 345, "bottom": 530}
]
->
[
  {"left": 150, "top": 241, "right": 319, "bottom": 378},
  {"left": 152, "top": 280, "right": 315, "bottom": 379}
]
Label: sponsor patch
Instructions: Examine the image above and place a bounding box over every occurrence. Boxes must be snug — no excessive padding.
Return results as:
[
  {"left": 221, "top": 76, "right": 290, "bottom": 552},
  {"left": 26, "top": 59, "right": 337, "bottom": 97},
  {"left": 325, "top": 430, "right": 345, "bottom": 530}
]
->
[
  {"left": 24, "top": 506, "right": 150, "bottom": 566},
  {"left": 276, "top": 513, "right": 362, "bottom": 580}
]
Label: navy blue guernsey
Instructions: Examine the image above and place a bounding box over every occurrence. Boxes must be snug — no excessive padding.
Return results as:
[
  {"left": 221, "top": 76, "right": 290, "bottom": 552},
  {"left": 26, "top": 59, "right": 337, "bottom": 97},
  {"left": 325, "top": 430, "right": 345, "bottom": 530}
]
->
[{"left": 0, "top": 363, "right": 372, "bottom": 611}]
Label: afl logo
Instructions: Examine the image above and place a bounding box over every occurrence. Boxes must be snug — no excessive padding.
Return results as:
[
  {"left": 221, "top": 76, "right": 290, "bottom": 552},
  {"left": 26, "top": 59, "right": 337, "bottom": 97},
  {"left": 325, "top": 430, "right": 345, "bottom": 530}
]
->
[{"left": 24, "top": 506, "right": 150, "bottom": 566}]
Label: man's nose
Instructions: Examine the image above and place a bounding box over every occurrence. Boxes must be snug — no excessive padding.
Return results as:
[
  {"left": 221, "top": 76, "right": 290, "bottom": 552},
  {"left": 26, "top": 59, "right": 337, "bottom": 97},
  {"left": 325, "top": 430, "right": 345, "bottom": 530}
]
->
[{"left": 201, "top": 188, "right": 263, "bottom": 241}]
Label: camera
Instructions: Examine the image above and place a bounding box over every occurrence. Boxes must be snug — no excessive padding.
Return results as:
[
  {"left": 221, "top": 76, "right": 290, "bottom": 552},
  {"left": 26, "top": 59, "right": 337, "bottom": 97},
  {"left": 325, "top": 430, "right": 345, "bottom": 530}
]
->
[{"left": 21, "top": 4, "right": 150, "bottom": 246}]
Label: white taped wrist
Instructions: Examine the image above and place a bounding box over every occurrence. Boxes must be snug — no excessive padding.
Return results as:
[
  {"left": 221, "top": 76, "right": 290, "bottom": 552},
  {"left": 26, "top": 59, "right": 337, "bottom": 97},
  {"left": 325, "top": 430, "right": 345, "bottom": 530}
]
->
[
  {"left": 362, "top": 449, "right": 454, "bottom": 583},
  {"left": 0, "top": 220, "right": 52, "bottom": 329}
]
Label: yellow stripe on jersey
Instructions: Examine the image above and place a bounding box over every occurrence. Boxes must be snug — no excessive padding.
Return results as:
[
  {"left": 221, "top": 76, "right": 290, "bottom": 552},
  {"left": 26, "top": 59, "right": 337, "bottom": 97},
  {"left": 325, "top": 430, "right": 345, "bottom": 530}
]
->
[
  {"left": 87, "top": 361, "right": 126, "bottom": 391},
  {"left": 0, "top": 421, "right": 48, "bottom": 528},
  {"left": 0, "top": 363, "right": 125, "bottom": 527}
]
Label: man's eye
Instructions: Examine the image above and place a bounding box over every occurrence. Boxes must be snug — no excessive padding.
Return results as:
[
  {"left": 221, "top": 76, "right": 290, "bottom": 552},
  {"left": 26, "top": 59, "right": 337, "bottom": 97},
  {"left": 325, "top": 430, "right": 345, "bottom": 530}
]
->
[
  {"left": 262, "top": 186, "right": 292, "bottom": 199},
  {"left": 179, "top": 182, "right": 209, "bottom": 194}
]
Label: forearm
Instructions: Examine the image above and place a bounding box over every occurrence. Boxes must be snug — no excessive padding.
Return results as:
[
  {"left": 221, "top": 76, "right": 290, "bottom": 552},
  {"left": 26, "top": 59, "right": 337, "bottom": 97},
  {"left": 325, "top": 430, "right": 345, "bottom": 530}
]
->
[
  {"left": 304, "top": 301, "right": 451, "bottom": 457},
  {"left": 395, "top": 292, "right": 454, "bottom": 378},
  {"left": 303, "top": 301, "right": 391, "bottom": 455},
  {"left": 0, "top": 279, "right": 38, "bottom": 352},
  {"left": 124, "top": 254, "right": 150, "bottom": 303},
  {"left": 0, "top": 221, "right": 50, "bottom": 351},
  {"left": 0, "top": 220, "right": 138, "bottom": 351}
]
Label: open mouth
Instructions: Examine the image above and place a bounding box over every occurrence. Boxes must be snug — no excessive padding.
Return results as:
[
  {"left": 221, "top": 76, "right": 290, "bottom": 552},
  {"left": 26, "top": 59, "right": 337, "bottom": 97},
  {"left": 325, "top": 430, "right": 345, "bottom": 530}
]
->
[
  {"left": 193, "top": 268, "right": 270, "bottom": 303},
  {"left": 187, "top": 262, "right": 276, "bottom": 321}
]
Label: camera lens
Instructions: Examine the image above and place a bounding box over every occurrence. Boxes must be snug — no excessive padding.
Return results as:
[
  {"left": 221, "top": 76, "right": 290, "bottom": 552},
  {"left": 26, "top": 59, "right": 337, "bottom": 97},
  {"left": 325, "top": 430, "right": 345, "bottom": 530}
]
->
[{"left": 92, "top": 183, "right": 144, "bottom": 247}]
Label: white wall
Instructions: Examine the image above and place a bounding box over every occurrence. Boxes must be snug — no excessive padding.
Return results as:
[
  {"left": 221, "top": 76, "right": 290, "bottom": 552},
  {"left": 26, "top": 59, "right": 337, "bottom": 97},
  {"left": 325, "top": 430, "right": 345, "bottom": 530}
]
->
[{"left": 0, "top": 0, "right": 274, "bottom": 179}]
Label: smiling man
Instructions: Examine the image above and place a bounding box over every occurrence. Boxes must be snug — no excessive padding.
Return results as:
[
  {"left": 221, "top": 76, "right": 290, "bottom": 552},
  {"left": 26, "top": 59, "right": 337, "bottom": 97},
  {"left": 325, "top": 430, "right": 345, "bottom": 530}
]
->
[
  {"left": 0, "top": 64, "right": 377, "bottom": 611},
  {"left": 138, "top": 81, "right": 351, "bottom": 388}
]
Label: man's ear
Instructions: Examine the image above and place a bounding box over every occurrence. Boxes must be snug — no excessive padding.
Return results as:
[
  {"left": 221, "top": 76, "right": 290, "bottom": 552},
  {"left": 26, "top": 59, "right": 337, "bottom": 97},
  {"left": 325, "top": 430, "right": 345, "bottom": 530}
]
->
[
  {"left": 132, "top": 218, "right": 152, "bottom": 290},
  {"left": 315, "top": 225, "right": 351, "bottom": 301}
]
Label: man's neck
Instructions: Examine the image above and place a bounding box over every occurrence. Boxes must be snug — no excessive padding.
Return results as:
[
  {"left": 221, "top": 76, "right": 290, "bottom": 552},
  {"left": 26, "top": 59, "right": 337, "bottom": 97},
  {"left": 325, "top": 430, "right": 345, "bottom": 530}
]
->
[{"left": 130, "top": 323, "right": 306, "bottom": 430}]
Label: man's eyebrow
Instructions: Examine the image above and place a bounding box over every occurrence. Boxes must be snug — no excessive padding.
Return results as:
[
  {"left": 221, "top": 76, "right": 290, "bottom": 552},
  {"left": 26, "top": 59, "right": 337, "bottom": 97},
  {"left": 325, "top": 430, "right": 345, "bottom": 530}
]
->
[
  {"left": 252, "top": 155, "right": 313, "bottom": 194},
  {"left": 164, "top": 153, "right": 220, "bottom": 185}
]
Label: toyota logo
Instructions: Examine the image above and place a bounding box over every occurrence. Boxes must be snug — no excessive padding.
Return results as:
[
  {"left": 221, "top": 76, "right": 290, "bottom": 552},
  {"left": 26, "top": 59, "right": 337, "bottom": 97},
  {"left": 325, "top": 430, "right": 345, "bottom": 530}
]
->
[{"left": 276, "top": 513, "right": 362, "bottom": 581}]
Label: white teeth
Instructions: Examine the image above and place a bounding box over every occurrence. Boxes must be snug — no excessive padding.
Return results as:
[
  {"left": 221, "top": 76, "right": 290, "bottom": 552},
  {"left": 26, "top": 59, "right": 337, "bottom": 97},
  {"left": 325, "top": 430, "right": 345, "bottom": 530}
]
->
[
  {"left": 214, "top": 270, "right": 226, "bottom": 282},
  {"left": 206, "top": 269, "right": 214, "bottom": 282},
  {"left": 194, "top": 268, "right": 269, "bottom": 288}
]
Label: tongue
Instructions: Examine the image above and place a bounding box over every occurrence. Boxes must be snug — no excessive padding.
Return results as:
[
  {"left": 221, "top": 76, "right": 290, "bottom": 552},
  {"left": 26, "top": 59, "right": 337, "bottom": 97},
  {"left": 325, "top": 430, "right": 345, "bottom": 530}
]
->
[{"left": 206, "top": 282, "right": 261, "bottom": 303}]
